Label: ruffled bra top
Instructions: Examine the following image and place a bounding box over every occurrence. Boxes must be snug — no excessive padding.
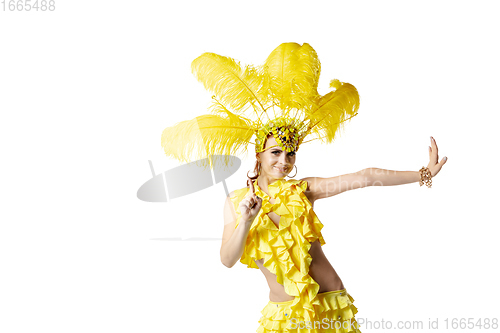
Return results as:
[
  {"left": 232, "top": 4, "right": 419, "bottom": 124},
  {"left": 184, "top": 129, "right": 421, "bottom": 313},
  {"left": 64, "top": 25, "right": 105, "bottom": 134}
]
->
[{"left": 229, "top": 178, "right": 326, "bottom": 322}]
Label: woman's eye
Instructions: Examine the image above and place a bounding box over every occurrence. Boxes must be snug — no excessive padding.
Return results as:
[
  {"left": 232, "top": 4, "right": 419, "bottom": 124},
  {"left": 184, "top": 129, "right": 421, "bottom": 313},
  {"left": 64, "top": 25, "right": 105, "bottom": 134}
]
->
[{"left": 272, "top": 151, "right": 295, "bottom": 156}]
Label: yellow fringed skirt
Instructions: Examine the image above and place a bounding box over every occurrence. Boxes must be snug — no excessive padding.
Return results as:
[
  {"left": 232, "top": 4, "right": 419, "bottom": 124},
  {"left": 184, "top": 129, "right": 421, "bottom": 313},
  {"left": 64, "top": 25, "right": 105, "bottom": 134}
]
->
[{"left": 257, "top": 289, "right": 362, "bottom": 333}]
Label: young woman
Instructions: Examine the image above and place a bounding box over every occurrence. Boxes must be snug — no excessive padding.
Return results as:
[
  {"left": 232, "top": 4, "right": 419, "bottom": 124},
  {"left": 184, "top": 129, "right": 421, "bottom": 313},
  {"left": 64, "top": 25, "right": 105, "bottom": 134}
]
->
[
  {"left": 160, "top": 41, "right": 448, "bottom": 332},
  {"left": 220, "top": 134, "right": 446, "bottom": 332}
]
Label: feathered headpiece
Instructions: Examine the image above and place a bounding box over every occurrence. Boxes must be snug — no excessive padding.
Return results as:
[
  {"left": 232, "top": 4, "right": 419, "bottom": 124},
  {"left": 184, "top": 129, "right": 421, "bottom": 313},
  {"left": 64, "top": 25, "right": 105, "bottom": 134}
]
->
[{"left": 161, "top": 42, "right": 360, "bottom": 170}]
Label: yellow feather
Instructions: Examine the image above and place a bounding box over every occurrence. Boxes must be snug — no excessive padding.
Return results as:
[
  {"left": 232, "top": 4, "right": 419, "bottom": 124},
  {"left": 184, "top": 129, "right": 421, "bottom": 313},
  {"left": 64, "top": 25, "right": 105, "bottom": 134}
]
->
[
  {"left": 161, "top": 104, "right": 255, "bottom": 170},
  {"left": 290, "top": 43, "right": 321, "bottom": 104},
  {"left": 162, "top": 42, "right": 361, "bottom": 169},
  {"left": 261, "top": 43, "right": 300, "bottom": 110},
  {"left": 261, "top": 43, "right": 321, "bottom": 112},
  {"left": 305, "top": 81, "right": 360, "bottom": 143},
  {"left": 191, "top": 53, "right": 265, "bottom": 114}
]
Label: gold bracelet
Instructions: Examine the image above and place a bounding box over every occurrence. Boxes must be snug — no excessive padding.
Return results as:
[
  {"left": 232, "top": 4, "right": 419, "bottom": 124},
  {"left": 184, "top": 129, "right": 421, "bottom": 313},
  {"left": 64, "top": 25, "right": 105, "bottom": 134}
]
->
[{"left": 419, "top": 166, "right": 432, "bottom": 188}]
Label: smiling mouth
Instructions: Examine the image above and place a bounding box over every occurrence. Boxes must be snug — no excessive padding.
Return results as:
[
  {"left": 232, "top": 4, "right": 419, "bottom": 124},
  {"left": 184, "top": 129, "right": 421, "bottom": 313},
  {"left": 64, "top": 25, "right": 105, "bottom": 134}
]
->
[{"left": 274, "top": 167, "right": 287, "bottom": 172}]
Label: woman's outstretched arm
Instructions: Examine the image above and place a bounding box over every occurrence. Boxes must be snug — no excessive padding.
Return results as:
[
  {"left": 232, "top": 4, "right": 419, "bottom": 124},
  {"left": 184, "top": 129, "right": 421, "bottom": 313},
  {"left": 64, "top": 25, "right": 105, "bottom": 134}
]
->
[
  {"left": 364, "top": 168, "right": 421, "bottom": 186},
  {"left": 303, "top": 136, "right": 448, "bottom": 201},
  {"left": 368, "top": 136, "right": 447, "bottom": 186}
]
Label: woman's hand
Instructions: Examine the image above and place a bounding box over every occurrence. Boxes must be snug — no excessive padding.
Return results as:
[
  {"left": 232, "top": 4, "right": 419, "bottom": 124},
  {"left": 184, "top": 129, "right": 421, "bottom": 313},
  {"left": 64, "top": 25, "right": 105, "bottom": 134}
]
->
[
  {"left": 427, "top": 136, "right": 448, "bottom": 177},
  {"left": 239, "top": 176, "right": 262, "bottom": 223}
]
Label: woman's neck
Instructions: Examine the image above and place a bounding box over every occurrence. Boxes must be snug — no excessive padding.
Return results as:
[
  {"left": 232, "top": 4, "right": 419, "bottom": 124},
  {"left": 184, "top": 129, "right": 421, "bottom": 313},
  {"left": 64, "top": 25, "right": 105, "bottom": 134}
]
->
[{"left": 257, "top": 175, "right": 284, "bottom": 189}]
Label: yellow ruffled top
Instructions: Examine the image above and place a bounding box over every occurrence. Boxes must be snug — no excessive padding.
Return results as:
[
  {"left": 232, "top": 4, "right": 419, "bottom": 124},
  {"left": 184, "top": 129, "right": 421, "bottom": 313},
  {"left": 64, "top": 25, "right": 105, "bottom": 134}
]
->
[{"left": 229, "top": 178, "right": 326, "bottom": 323}]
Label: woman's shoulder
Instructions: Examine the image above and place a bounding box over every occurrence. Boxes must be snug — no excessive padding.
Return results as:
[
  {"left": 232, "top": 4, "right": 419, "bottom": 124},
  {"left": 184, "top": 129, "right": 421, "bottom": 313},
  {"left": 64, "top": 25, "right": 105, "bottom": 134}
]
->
[
  {"left": 295, "top": 178, "right": 315, "bottom": 204},
  {"left": 285, "top": 178, "right": 309, "bottom": 192},
  {"left": 290, "top": 178, "right": 308, "bottom": 186}
]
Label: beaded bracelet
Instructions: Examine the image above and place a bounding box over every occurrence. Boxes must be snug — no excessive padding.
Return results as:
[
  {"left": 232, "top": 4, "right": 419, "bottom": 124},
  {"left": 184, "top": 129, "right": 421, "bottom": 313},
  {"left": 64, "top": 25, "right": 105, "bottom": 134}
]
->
[{"left": 419, "top": 166, "right": 432, "bottom": 188}]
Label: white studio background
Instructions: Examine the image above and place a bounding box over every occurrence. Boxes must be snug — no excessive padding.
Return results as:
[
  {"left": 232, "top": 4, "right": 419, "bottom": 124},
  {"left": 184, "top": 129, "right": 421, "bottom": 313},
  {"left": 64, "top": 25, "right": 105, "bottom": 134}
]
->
[{"left": 1, "top": 1, "right": 499, "bottom": 332}]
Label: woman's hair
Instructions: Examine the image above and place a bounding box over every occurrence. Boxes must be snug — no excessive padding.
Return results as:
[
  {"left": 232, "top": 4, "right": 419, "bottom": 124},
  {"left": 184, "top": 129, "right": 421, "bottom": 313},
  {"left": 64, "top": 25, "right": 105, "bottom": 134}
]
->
[
  {"left": 246, "top": 133, "right": 272, "bottom": 187},
  {"left": 247, "top": 160, "right": 260, "bottom": 186}
]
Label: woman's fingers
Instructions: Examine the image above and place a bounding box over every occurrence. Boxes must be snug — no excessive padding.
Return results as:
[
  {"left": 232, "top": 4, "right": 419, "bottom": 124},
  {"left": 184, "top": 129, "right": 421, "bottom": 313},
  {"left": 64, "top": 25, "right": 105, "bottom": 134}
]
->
[
  {"left": 430, "top": 136, "right": 439, "bottom": 165},
  {"left": 246, "top": 176, "right": 261, "bottom": 211},
  {"left": 242, "top": 196, "right": 253, "bottom": 210},
  {"left": 247, "top": 196, "right": 255, "bottom": 209},
  {"left": 427, "top": 136, "right": 448, "bottom": 177},
  {"left": 429, "top": 156, "right": 448, "bottom": 177},
  {"left": 247, "top": 176, "right": 255, "bottom": 194},
  {"left": 437, "top": 155, "right": 448, "bottom": 169}
]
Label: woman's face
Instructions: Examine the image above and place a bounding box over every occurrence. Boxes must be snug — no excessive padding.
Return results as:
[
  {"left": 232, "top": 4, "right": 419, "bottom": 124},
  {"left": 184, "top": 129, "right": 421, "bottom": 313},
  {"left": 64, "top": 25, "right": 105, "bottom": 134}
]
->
[{"left": 257, "top": 135, "right": 296, "bottom": 179}]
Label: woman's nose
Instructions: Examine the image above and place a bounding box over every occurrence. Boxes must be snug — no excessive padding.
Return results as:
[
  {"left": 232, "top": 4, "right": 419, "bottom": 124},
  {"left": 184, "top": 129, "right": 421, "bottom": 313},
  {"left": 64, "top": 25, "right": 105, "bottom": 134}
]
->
[{"left": 279, "top": 152, "right": 288, "bottom": 164}]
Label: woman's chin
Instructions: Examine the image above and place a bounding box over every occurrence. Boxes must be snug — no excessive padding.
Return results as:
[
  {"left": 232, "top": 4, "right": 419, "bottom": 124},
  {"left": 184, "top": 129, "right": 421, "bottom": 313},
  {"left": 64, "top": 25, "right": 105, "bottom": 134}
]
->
[{"left": 273, "top": 171, "right": 288, "bottom": 178}]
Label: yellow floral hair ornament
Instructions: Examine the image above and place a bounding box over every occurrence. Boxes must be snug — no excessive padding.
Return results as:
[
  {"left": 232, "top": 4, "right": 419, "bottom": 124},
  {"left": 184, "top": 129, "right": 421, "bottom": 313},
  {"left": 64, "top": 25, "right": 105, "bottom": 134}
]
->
[
  {"left": 254, "top": 116, "right": 307, "bottom": 153},
  {"left": 161, "top": 42, "right": 360, "bottom": 170}
]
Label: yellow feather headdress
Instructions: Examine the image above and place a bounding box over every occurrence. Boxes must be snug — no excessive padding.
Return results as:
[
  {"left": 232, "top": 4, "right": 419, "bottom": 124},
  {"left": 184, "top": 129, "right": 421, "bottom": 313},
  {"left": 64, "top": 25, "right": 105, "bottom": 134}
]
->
[{"left": 161, "top": 42, "right": 360, "bottom": 170}]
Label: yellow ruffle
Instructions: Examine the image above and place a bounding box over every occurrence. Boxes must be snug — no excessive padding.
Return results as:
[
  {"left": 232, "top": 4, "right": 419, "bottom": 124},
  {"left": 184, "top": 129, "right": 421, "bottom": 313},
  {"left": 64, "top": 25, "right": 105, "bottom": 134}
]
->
[
  {"left": 229, "top": 178, "right": 327, "bottom": 323},
  {"left": 257, "top": 290, "right": 361, "bottom": 333}
]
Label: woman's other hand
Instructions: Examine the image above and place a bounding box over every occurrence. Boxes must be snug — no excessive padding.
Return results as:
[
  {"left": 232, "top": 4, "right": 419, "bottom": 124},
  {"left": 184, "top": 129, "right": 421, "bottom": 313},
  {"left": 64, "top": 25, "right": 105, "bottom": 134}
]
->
[
  {"left": 239, "top": 176, "right": 262, "bottom": 223},
  {"left": 427, "top": 136, "right": 448, "bottom": 177}
]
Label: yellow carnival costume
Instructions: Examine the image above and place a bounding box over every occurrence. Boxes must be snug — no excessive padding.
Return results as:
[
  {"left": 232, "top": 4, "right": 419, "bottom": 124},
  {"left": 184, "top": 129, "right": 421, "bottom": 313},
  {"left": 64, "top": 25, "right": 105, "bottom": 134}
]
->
[
  {"left": 230, "top": 178, "right": 361, "bottom": 333},
  {"left": 161, "top": 42, "right": 362, "bottom": 332}
]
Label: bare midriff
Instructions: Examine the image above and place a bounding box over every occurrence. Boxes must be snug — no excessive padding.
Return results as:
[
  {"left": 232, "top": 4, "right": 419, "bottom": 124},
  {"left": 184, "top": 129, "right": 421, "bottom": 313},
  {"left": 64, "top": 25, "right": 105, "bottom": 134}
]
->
[
  {"left": 253, "top": 190, "right": 345, "bottom": 302},
  {"left": 254, "top": 241, "right": 344, "bottom": 302}
]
